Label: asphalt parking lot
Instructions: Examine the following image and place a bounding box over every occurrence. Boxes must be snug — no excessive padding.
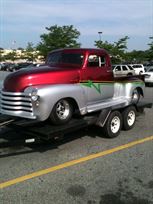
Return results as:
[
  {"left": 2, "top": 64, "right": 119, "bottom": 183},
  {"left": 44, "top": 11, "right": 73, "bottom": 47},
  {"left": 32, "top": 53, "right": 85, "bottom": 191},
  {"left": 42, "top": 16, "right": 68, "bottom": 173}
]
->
[{"left": 0, "top": 73, "right": 153, "bottom": 204}]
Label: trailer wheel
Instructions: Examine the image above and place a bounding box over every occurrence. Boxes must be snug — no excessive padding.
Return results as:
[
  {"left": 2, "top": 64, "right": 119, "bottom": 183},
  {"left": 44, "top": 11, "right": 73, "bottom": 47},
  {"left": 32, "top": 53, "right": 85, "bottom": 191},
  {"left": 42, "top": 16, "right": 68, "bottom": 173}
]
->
[
  {"left": 122, "top": 106, "right": 136, "bottom": 130},
  {"left": 102, "top": 111, "right": 122, "bottom": 138},
  {"left": 131, "top": 89, "right": 140, "bottom": 104},
  {"left": 50, "top": 99, "right": 73, "bottom": 125}
]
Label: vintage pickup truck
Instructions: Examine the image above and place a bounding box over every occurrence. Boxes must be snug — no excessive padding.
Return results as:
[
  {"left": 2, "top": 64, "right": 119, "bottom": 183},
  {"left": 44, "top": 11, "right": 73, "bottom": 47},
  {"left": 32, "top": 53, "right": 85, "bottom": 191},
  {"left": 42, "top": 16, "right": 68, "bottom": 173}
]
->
[{"left": 0, "top": 48, "right": 144, "bottom": 125}]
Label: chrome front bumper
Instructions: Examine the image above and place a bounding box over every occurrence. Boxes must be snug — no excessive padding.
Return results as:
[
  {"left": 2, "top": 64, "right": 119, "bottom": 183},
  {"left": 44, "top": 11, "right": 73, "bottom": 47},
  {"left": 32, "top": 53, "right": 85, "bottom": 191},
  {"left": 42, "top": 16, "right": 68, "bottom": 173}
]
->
[{"left": 0, "top": 90, "right": 36, "bottom": 119}]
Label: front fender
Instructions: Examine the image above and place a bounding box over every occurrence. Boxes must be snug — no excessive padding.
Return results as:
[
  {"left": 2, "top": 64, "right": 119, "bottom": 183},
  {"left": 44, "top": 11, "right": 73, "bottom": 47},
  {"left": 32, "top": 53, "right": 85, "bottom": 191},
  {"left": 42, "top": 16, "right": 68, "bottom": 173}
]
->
[{"left": 24, "top": 84, "right": 87, "bottom": 121}]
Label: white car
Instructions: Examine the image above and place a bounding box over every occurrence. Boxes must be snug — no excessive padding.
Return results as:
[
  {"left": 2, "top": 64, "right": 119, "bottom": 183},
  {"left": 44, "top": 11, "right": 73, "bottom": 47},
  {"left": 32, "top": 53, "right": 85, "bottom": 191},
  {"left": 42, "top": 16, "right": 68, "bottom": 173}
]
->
[
  {"left": 144, "top": 67, "right": 153, "bottom": 86},
  {"left": 113, "top": 65, "right": 135, "bottom": 77},
  {"left": 130, "top": 64, "right": 145, "bottom": 75}
]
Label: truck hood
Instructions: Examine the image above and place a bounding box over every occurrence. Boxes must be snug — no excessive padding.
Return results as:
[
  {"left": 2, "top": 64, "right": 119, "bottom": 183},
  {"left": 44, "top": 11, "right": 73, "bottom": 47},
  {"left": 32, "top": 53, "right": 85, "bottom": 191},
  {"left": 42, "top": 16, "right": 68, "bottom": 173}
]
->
[{"left": 3, "top": 65, "right": 80, "bottom": 92}]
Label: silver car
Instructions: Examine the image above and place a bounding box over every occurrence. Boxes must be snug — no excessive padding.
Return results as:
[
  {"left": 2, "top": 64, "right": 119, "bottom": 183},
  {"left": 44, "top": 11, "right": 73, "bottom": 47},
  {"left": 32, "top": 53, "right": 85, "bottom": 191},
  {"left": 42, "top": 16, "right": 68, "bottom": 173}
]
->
[
  {"left": 113, "top": 65, "right": 135, "bottom": 77},
  {"left": 145, "top": 67, "right": 153, "bottom": 86}
]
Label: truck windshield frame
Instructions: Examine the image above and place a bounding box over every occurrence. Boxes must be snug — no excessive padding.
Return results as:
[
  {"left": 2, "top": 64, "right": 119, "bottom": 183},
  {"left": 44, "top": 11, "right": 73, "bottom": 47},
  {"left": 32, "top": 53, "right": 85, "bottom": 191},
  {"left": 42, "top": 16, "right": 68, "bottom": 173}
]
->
[{"left": 46, "top": 51, "right": 84, "bottom": 67}]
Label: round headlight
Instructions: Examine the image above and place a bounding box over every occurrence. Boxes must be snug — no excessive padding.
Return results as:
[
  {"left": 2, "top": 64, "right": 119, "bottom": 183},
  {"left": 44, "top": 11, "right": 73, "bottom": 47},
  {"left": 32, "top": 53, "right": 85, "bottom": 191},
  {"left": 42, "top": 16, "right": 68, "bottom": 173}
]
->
[
  {"left": 31, "top": 94, "right": 39, "bottom": 101},
  {"left": 31, "top": 89, "right": 39, "bottom": 101}
]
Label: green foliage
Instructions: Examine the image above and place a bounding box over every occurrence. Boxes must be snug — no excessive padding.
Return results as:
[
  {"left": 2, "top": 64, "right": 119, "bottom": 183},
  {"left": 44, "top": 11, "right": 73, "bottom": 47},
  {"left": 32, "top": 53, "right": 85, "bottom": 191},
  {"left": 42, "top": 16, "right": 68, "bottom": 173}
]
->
[
  {"left": 114, "top": 36, "right": 129, "bottom": 51},
  {"left": 124, "top": 37, "right": 153, "bottom": 63},
  {"left": 95, "top": 36, "right": 129, "bottom": 63},
  {"left": 4, "top": 51, "right": 17, "bottom": 62},
  {"left": 1, "top": 25, "right": 152, "bottom": 64},
  {"left": 147, "top": 36, "right": 153, "bottom": 61},
  {"left": 17, "top": 47, "right": 24, "bottom": 51},
  {"left": 37, "top": 25, "right": 81, "bottom": 58},
  {"left": 95, "top": 35, "right": 153, "bottom": 64},
  {"left": 0, "top": 50, "right": 4, "bottom": 62},
  {"left": 23, "top": 42, "right": 38, "bottom": 61},
  {"left": 125, "top": 50, "right": 149, "bottom": 63}
]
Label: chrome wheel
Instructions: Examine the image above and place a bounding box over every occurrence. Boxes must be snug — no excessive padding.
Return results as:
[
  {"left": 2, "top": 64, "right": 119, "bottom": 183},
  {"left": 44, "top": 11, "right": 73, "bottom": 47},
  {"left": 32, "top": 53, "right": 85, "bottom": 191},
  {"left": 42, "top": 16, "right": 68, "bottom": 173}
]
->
[
  {"left": 132, "top": 89, "right": 140, "bottom": 104},
  {"left": 50, "top": 99, "right": 73, "bottom": 125},
  {"left": 56, "top": 100, "right": 70, "bottom": 120}
]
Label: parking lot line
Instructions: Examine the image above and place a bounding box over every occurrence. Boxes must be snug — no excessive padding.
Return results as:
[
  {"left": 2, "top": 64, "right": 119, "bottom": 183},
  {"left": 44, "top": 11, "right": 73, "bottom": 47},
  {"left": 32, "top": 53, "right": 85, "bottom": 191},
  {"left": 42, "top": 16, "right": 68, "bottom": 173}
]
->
[{"left": 0, "top": 135, "right": 153, "bottom": 189}]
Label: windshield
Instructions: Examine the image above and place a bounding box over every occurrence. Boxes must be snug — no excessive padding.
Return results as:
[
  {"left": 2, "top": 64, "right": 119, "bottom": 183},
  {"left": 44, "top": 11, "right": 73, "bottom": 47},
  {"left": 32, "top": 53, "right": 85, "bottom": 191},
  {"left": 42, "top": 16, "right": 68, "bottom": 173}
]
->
[{"left": 46, "top": 51, "right": 84, "bottom": 67}]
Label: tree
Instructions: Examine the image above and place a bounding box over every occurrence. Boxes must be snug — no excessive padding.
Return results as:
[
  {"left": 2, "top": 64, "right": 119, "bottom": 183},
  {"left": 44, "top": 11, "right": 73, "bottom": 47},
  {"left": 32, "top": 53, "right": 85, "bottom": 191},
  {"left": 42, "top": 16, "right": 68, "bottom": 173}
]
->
[
  {"left": 17, "top": 47, "right": 24, "bottom": 51},
  {"left": 147, "top": 36, "right": 153, "bottom": 61},
  {"left": 113, "top": 36, "right": 129, "bottom": 59},
  {"left": 4, "top": 51, "right": 17, "bottom": 62},
  {"left": 125, "top": 50, "right": 149, "bottom": 63},
  {"left": 114, "top": 36, "right": 129, "bottom": 52},
  {"left": 0, "top": 49, "right": 4, "bottom": 62},
  {"left": 95, "top": 40, "right": 115, "bottom": 52},
  {"left": 95, "top": 36, "right": 129, "bottom": 63},
  {"left": 23, "top": 42, "right": 38, "bottom": 62},
  {"left": 37, "top": 25, "right": 81, "bottom": 58}
]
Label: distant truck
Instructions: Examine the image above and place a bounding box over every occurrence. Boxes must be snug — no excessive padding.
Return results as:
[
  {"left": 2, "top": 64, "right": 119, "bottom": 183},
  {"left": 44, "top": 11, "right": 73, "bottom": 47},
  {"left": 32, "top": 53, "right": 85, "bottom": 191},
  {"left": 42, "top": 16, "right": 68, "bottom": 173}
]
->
[{"left": 0, "top": 48, "right": 145, "bottom": 126}]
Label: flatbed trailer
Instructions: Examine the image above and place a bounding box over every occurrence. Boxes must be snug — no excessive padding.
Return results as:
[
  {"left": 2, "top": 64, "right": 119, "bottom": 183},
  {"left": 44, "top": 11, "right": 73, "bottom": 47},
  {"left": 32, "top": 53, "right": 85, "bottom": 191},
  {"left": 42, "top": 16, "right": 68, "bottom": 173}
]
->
[{"left": 0, "top": 101, "right": 152, "bottom": 145}]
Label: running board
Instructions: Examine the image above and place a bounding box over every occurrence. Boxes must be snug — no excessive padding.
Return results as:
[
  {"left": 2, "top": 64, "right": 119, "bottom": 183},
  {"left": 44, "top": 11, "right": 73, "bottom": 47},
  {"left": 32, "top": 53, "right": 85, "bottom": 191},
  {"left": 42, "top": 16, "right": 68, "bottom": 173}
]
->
[{"left": 87, "top": 98, "right": 128, "bottom": 113}]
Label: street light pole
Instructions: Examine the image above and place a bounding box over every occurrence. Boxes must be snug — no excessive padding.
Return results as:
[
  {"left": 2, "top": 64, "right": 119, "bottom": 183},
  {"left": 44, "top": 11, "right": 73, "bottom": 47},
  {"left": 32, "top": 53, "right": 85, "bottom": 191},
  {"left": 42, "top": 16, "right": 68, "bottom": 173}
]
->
[{"left": 98, "top": 31, "right": 103, "bottom": 42}]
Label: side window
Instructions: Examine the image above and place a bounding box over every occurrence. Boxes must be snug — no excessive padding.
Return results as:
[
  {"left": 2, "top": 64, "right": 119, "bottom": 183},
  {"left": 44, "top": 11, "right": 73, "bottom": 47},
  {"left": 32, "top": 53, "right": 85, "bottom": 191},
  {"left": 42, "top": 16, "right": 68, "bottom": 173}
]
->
[
  {"left": 128, "top": 65, "right": 134, "bottom": 70},
  {"left": 115, "top": 66, "right": 121, "bottom": 71},
  {"left": 100, "top": 56, "right": 106, "bottom": 67},
  {"left": 122, "top": 66, "right": 128, "bottom": 71},
  {"left": 88, "top": 55, "right": 99, "bottom": 67},
  {"left": 87, "top": 55, "right": 106, "bottom": 67}
]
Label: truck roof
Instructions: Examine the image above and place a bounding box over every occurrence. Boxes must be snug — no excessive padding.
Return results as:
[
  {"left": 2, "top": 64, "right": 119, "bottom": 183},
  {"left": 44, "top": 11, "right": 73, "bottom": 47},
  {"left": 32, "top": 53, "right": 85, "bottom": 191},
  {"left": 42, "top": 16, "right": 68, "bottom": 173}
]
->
[{"left": 48, "top": 48, "right": 108, "bottom": 55}]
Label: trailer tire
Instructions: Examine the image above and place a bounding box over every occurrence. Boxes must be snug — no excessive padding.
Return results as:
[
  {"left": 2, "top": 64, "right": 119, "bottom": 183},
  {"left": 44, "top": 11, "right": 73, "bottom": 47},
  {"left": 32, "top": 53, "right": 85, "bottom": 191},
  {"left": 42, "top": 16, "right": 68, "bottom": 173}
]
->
[
  {"left": 122, "top": 106, "right": 136, "bottom": 130},
  {"left": 50, "top": 99, "right": 73, "bottom": 125},
  {"left": 102, "top": 111, "right": 122, "bottom": 138}
]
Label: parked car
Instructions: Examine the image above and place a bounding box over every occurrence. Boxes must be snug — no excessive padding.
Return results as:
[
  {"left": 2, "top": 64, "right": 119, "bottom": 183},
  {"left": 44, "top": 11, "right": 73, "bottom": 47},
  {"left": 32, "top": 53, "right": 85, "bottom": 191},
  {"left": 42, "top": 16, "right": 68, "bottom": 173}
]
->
[
  {"left": 144, "top": 67, "right": 153, "bottom": 86},
  {"left": 144, "top": 63, "right": 153, "bottom": 72},
  {"left": 24, "top": 63, "right": 42, "bottom": 69},
  {"left": 8, "top": 62, "right": 33, "bottom": 72},
  {"left": 0, "top": 63, "right": 4, "bottom": 70},
  {"left": 1, "top": 63, "right": 14, "bottom": 71},
  {"left": 113, "top": 65, "right": 135, "bottom": 77},
  {"left": 130, "top": 64, "right": 145, "bottom": 75}
]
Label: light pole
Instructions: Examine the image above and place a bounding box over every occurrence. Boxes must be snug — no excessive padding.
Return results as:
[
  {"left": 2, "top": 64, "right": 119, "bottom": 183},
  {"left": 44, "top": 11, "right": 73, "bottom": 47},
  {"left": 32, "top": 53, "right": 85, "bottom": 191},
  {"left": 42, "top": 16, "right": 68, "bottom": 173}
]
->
[{"left": 98, "top": 31, "right": 103, "bottom": 42}]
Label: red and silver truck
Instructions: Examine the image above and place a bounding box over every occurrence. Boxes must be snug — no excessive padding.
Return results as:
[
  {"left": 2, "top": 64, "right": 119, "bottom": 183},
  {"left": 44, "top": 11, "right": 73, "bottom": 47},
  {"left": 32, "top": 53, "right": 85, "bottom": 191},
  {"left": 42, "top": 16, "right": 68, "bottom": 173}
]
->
[{"left": 0, "top": 48, "right": 150, "bottom": 138}]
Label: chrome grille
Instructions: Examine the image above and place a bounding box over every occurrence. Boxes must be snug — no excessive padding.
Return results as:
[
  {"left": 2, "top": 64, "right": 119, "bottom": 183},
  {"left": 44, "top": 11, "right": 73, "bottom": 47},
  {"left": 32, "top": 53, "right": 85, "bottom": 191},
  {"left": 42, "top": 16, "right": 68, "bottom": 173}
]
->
[{"left": 0, "top": 91, "right": 35, "bottom": 119}]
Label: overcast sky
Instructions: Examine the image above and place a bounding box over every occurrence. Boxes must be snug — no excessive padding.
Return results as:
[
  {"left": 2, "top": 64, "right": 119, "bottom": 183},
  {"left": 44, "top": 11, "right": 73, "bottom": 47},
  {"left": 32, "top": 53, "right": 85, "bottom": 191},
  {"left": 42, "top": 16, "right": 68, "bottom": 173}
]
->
[{"left": 0, "top": 0, "right": 153, "bottom": 50}]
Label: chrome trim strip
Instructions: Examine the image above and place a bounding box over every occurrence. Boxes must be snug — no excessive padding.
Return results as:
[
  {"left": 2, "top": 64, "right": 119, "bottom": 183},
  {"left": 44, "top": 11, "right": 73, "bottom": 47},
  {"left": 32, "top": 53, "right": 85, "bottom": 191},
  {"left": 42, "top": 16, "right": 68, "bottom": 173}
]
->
[
  {"left": 0, "top": 95, "right": 31, "bottom": 102},
  {"left": 1, "top": 104, "right": 32, "bottom": 111},
  {"left": 0, "top": 100, "right": 32, "bottom": 107},
  {"left": 0, "top": 90, "right": 30, "bottom": 97}
]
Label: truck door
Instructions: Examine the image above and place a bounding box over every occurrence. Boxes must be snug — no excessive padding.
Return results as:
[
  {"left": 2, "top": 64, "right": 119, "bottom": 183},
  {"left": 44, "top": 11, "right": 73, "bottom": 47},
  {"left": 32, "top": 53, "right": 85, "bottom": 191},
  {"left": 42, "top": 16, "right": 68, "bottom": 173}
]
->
[{"left": 80, "top": 53, "right": 114, "bottom": 104}]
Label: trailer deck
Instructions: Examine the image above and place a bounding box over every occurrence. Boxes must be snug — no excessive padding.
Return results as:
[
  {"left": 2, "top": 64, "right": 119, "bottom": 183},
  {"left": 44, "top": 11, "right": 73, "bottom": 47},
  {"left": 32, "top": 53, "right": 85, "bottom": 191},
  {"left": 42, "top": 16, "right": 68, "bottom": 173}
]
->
[{"left": 0, "top": 101, "right": 152, "bottom": 146}]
